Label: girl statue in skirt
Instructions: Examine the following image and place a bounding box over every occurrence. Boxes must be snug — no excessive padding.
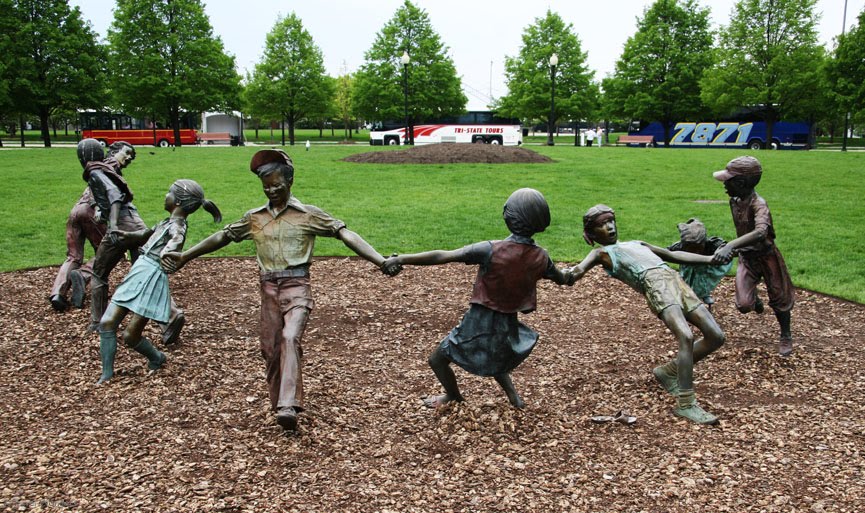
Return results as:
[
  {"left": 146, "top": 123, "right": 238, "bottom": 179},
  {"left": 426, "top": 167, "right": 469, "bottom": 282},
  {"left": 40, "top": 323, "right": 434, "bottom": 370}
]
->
[
  {"left": 383, "top": 188, "right": 574, "bottom": 409},
  {"left": 95, "top": 179, "right": 222, "bottom": 384}
]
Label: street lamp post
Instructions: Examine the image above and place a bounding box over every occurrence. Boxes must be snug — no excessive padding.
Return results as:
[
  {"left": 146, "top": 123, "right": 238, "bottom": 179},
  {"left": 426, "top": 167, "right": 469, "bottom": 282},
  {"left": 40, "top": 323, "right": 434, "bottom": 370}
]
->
[
  {"left": 842, "top": 0, "right": 849, "bottom": 152},
  {"left": 401, "top": 51, "right": 413, "bottom": 145},
  {"left": 547, "top": 53, "right": 558, "bottom": 146}
]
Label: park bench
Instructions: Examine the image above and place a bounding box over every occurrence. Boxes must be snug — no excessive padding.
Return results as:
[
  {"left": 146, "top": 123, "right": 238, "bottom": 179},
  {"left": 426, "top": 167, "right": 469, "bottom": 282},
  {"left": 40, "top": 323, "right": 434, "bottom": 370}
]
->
[
  {"left": 197, "top": 132, "right": 232, "bottom": 145},
  {"left": 616, "top": 135, "right": 655, "bottom": 147}
]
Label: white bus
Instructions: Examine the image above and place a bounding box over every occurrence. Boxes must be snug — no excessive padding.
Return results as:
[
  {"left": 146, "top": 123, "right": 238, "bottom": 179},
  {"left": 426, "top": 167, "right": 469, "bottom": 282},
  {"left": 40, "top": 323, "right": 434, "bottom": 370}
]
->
[{"left": 369, "top": 111, "right": 523, "bottom": 146}]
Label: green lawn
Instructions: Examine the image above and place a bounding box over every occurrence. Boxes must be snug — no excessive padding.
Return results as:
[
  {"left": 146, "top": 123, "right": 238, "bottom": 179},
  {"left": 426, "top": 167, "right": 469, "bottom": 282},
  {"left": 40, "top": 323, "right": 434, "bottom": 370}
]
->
[{"left": 1, "top": 144, "right": 863, "bottom": 303}]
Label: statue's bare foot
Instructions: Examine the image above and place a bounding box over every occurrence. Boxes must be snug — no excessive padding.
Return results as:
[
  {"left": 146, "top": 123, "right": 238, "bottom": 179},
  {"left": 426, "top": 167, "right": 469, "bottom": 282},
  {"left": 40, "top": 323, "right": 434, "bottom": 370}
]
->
[{"left": 422, "top": 394, "right": 457, "bottom": 409}]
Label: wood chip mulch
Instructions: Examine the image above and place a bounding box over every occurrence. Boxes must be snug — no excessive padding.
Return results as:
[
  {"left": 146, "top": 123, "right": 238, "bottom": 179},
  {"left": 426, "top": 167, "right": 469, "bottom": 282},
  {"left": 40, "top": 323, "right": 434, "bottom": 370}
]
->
[{"left": 1, "top": 257, "right": 863, "bottom": 512}]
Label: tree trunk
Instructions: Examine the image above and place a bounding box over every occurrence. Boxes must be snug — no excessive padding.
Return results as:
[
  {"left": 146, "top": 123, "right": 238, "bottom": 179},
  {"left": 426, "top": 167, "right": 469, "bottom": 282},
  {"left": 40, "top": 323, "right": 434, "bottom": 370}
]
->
[
  {"left": 39, "top": 108, "right": 52, "bottom": 147},
  {"left": 764, "top": 106, "right": 777, "bottom": 150},
  {"left": 170, "top": 106, "right": 182, "bottom": 147},
  {"left": 281, "top": 116, "right": 286, "bottom": 146},
  {"left": 288, "top": 115, "right": 296, "bottom": 146}
]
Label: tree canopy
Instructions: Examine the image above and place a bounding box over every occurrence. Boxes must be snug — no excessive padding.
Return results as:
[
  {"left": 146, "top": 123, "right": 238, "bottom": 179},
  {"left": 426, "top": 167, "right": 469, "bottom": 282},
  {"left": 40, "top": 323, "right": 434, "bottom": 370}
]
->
[
  {"left": 352, "top": 0, "right": 466, "bottom": 128},
  {"left": 335, "top": 72, "right": 355, "bottom": 139},
  {"left": 5, "top": 0, "right": 107, "bottom": 147},
  {"left": 826, "top": 8, "right": 865, "bottom": 128},
  {"left": 603, "top": 0, "right": 714, "bottom": 145},
  {"left": 497, "top": 10, "right": 597, "bottom": 137},
  {"left": 108, "top": 0, "right": 241, "bottom": 146},
  {"left": 700, "top": 0, "right": 823, "bottom": 146},
  {"left": 244, "top": 13, "right": 332, "bottom": 146}
]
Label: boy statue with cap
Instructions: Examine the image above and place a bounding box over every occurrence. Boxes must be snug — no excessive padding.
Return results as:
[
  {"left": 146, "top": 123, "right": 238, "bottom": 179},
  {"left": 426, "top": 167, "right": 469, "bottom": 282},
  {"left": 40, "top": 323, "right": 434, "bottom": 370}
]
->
[
  {"left": 667, "top": 218, "right": 732, "bottom": 309},
  {"left": 711, "top": 156, "right": 795, "bottom": 356},
  {"left": 162, "top": 149, "right": 400, "bottom": 432}
]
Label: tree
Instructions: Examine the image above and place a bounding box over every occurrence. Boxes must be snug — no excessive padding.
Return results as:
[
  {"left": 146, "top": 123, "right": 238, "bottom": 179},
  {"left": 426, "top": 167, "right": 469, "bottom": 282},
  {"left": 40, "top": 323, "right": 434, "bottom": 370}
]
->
[
  {"left": 6, "top": 0, "right": 107, "bottom": 147},
  {"left": 336, "top": 72, "right": 355, "bottom": 140},
  {"left": 602, "top": 0, "right": 714, "bottom": 145},
  {"left": 700, "top": 0, "right": 823, "bottom": 147},
  {"left": 353, "top": 0, "right": 466, "bottom": 136},
  {"left": 826, "top": 8, "right": 865, "bottom": 134},
  {"left": 108, "top": 0, "right": 241, "bottom": 147},
  {"left": 245, "top": 13, "right": 332, "bottom": 146},
  {"left": 0, "top": 0, "right": 13, "bottom": 147},
  {"left": 497, "top": 10, "right": 598, "bottom": 142}
]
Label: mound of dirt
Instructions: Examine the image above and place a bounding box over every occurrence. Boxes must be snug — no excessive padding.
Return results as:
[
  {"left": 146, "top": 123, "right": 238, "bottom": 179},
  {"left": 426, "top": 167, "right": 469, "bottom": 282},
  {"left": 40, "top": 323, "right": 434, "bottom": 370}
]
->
[
  {"left": 2, "top": 257, "right": 864, "bottom": 511},
  {"left": 343, "top": 143, "right": 553, "bottom": 164}
]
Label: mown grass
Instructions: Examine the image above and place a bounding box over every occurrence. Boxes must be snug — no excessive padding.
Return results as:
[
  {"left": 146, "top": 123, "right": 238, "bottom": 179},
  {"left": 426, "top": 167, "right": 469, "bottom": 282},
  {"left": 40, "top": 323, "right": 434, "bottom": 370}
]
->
[{"left": 1, "top": 144, "right": 863, "bottom": 303}]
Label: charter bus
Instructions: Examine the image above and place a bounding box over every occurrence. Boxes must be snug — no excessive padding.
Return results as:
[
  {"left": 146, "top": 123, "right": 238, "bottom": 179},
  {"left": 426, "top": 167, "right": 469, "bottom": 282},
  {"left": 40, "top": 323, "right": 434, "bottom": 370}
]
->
[
  {"left": 629, "top": 119, "right": 812, "bottom": 150},
  {"left": 79, "top": 111, "right": 198, "bottom": 147},
  {"left": 369, "top": 111, "right": 523, "bottom": 146}
]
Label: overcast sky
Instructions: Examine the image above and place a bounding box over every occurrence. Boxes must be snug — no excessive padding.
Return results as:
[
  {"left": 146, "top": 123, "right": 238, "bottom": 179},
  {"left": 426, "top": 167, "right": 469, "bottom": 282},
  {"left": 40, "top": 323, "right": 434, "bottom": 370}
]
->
[{"left": 71, "top": 0, "right": 864, "bottom": 110}]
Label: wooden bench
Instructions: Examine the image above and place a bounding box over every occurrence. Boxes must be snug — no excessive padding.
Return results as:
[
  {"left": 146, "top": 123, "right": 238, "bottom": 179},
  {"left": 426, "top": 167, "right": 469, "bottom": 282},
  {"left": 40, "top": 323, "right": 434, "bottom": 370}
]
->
[
  {"left": 197, "top": 132, "right": 232, "bottom": 145},
  {"left": 616, "top": 135, "right": 655, "bottom": 147}
]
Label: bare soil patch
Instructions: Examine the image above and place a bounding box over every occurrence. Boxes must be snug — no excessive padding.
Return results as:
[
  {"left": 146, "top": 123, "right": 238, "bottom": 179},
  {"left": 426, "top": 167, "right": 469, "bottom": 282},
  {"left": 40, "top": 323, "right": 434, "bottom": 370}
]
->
[
  {"left": 1, "top": 257, "right": 863, "bottom": 512},
  {"left": 342, "top": 144, "right": 553, "bottom": 164}
]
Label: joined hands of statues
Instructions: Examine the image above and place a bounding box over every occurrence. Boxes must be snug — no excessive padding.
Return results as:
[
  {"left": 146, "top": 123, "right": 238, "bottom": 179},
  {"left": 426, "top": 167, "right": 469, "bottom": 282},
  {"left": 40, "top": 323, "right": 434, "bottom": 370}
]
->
[
  {"left": 711, "top": 244, "right": 735, "bottom": 265},
  {"left": 381, "top": 254, "right": 403, "bottom": 276},
  {"left": 564, "top": 266, "right": 583, "bottom": 285},
  {"left": 161, "top": 251, "right": 183, "bottom": 274}
]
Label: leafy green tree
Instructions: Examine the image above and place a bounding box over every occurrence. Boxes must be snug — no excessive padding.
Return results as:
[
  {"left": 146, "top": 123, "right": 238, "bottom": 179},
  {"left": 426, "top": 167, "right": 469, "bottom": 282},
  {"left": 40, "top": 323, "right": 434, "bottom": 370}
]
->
[
  {"left": 826, "top": 8, "right": 865, "bottom": 133},
  {"left": 603, "top": 0, "right": 714, "bottom": 145},
  {"left": 497, "top": 10, "right": 598, "bottom": 143},
  {"left": 6, "top": 0, "right": 107, "bottom": 147},
  {"left": 0, "top": 0, "right": 13, "bottom": 147},
  {"left": 336, "top": 72, "right": 355, "bottom": 140},
  {"left": 307, "top": 76, "right": 338, "bottom": 139},
  {"left": 353, "top": 0, "right": 466, "bottom": 138},
  {"left": 245, "top": 13, "right": 332, "bottom": 146},
  {"left": 700, "top": 0, "right": 823, "bottom": 147},
  {"left": 108, "top": 0, "right": 241, "bottom": 146}
]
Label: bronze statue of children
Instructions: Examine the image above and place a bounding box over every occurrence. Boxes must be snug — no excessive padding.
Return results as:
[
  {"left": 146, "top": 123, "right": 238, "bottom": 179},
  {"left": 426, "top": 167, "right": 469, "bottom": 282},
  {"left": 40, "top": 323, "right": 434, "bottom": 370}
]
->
[
  {"left": 382, "top": 188, "right": 573, "bottom": 409},
  {"left": 162, "top": 150, "right": 399, "bottom": 432},
  {"left": 667, "top": 218, "right": 732, "bottom": 309},
  {"left": 569, "top": 205, "right": 725, "bottom": 424},
  {"left": 78, "top": 139, "right": 186, "bottom": 345},
  {"left": 96, "top": 180, "right": 221, "bottom": 384},
  {"left": 711, "top": 156, "right": 795, "bottom": 356},
  {"left": 53, "top": 142, "right": 138, "bottom": 312}
]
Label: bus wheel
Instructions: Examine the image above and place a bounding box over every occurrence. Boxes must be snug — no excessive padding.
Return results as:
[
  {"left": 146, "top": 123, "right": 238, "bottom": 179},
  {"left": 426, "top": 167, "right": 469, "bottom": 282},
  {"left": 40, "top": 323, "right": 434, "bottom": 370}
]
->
[
  {"left": 385, "top": 136, "right": 399, "bottom": 146},
  {"left": 472, "top": 136, "right": 485, "bottom": 144},
  {"left": 488, "top": 137, "right": 502, "bottom": 145},
  {"left": 96, "top": 139, "right": 108, "bottom": 147},
  {"left": 158, "top": 139, "right": 170, "bottom": 148},
  {"left": 748, "top": 140, "right": 763, "bottom": 150}
]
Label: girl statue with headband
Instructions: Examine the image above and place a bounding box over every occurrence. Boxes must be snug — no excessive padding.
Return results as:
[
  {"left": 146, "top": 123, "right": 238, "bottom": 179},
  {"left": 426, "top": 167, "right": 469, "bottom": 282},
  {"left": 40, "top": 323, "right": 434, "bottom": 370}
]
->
[
  {"left": 95, "top": 179, "right": 222, "bottom": 385},
  {"left": 383, "top": 188, "right": 574, "bottom": 410}
]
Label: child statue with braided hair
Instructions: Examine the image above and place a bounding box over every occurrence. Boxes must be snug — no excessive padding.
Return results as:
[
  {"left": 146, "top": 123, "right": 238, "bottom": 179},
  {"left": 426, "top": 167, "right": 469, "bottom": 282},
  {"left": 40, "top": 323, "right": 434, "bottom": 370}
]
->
[
  {"left": 95, "top": 179, "right": 222, "bottom": 384},
  {"left": 568, "top": 205, "right": 725, "bottom": 424}
]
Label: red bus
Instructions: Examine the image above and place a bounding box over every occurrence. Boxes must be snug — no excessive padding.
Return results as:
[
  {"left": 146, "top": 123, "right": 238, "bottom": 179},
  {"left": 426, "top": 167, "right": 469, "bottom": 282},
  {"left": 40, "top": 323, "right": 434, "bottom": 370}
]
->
[{"left": 79, "top": 111, "right": 198, "bottom": 147}]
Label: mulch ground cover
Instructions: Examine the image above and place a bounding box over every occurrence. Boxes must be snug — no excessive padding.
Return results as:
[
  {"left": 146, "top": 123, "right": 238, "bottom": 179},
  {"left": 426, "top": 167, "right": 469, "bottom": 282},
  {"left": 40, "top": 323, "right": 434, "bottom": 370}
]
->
[
  {"left": 342, "top": 144, "right": 553, "bottom": 164},
  {"left": 1, "top": 256, "right": 863, "bottom": 512}
]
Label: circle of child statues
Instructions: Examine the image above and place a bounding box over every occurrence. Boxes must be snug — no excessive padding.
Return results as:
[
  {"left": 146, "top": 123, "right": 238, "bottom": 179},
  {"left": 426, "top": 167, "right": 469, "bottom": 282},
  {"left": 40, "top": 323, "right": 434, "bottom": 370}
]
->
[{"left": 52, "top": 142, "right": 794, "bottom": 431}]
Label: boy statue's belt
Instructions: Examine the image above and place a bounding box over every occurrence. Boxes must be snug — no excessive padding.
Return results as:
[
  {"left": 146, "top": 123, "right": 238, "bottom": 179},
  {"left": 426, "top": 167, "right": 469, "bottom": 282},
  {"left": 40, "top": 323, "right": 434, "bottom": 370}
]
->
[{"left": 260, "top": 266, "right": 310, "bottom": 281}]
